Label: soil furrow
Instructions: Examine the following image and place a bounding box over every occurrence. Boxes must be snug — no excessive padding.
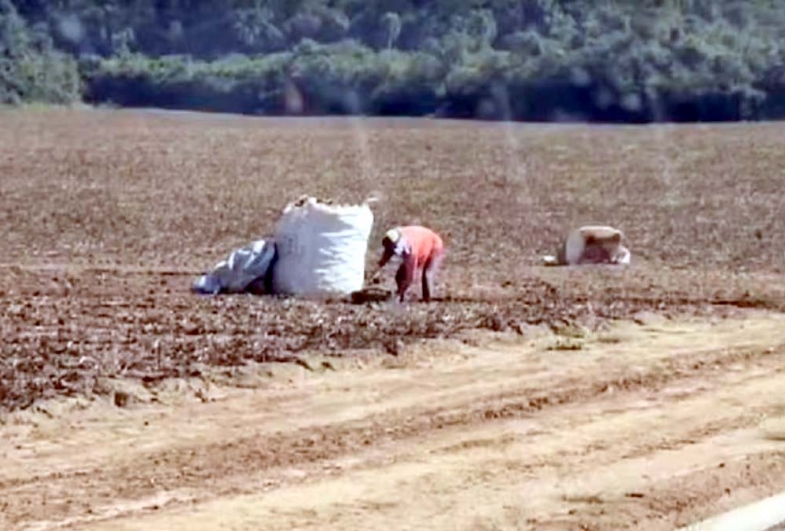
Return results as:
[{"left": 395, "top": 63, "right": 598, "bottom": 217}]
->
[{"left": 4, "top": 330, "right": 785, "bottom": 529}]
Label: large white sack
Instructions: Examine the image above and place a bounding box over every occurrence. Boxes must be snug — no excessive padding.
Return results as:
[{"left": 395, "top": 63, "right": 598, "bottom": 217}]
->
[
  {"left": 193, "top": 239, "right": 276, "bottom": 295},
  {"left": 271, "top": 196, "right": 375, "bottom": 297}
]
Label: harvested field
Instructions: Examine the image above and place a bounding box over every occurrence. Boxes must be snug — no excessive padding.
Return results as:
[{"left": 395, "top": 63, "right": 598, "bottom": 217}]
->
[{"left": 2, "top": 107, "right": 785, "bottom": 530}]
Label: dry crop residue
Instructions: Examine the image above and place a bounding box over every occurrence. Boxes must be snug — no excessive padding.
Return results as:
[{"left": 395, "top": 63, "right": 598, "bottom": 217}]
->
[
  {"left": 2, "top": 109, "right": 785, "bottom": 529},
  {"left": 2, "top": 109, "right": 785, "bottom": 411}
]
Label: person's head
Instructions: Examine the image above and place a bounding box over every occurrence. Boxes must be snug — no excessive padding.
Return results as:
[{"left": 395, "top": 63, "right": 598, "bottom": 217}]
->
[{"left": 382, "top": 228, "right": 404, "bottom": 255}]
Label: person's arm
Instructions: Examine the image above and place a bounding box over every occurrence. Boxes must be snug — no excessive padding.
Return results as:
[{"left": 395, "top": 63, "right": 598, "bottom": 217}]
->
[
  {"left": 369, "top": 246, "right": 395, "bottom": 283},
  {"left": 378, "top": 246, "right": 394, "bottom": 269}
]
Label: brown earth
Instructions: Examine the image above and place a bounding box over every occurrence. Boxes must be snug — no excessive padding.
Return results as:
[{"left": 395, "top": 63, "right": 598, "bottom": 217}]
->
[
  {"left": 2, "top": 108, "right": 785, "bottom": 529},
  {"left": 3, "top": 312, "right": 785, "bottom": 531}
]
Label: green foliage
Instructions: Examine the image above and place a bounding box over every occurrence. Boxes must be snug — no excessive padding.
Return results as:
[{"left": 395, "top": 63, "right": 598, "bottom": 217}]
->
[
  {"left": 1, "top": 0, "right": 80, "bottom": 104},
  {"left": 6, "top": 0, "right": 785, "bottom": 121}
]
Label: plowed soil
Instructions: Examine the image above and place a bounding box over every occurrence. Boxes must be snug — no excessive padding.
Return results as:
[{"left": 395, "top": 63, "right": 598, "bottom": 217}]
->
[{"left": 2, "top": 108, "right": 785, "bottom": 530}]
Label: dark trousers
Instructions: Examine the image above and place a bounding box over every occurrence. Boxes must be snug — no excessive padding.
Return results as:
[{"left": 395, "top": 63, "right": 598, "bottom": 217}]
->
[{"left": 395, "top": 250, "right": 444, "bottom": 302}]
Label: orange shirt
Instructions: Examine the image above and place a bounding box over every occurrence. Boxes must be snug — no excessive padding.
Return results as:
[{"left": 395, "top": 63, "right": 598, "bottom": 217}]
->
[{"left": 399, "top": 226, "right": 444, "bottom": 269}]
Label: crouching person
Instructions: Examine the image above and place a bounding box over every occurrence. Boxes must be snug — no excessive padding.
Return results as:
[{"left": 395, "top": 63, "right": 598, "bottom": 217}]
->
[
  {"left": 372, "top": 226, "right": 445, "bottom": 303},
  {"left": 543, "top": 226, "right": 630, "bottom": 266}
]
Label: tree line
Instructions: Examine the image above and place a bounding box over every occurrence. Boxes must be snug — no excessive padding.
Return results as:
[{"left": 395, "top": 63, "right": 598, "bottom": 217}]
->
[{"left": 3, "top": 0, "right": 785, "bottom": 122}]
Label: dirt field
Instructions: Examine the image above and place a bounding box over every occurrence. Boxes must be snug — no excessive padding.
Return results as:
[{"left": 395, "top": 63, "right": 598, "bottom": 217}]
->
[{"left": 2, "top": 107, "right": 785, "bottom": 530}]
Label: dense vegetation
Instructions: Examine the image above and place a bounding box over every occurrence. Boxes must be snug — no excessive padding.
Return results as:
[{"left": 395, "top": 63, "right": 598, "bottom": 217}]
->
[{"left": 3, "top": 0, "right": 785, "bottom": 122}]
